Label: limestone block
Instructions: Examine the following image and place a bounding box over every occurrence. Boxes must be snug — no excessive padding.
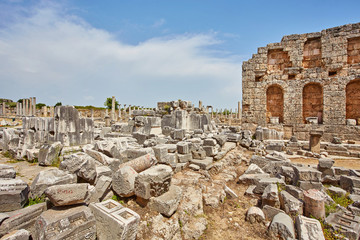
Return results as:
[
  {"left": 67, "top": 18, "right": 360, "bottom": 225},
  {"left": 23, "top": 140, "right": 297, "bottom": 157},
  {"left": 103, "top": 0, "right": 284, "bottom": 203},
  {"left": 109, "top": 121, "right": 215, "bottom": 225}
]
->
[
  {"left": 346, "top": 119, "right": 357, "bottom": 126},
  {"left": 0, "top": 229, "right": 30, "bottom": 240},
  {"left": 191, "top": 148, "right": 206, "bottom": 160},
  {"left": 45, "top": 183, "right": 90, "bottom": 206},
  {"left": 213, "top": 134, "right": 227, "bottom": 146},
  {"left": 134, "top": 164, "right": 173, "bottom": 200},
  {"left": 189, "top": 164, "right": 200, "bottom": 171},
  {"left": 177, "top": 153, "right": 192, "bottom": 163},
  {"left": 88, "top": 176, "right": 112, "bottom": 203},
  {"left": 149, "top": 185, "right": 182, "bottom": 217},
  {"left": 327, "top": 186, "right": 346, "bottom": 197},
  {"left": 0, "top": 203, "right": 46, "bottom": 237},
  {"left": 285, "top": 185, "right": 304, "bottom": 200},
  {"left": 203, "top": 138, "right": 216, "bottom": 146},
  {"left": 279, "top": 190, "right": 303, "bottom": 216},
  {"left": 244, "top": 163, "right": 265, "bottom": 175},
  {"left": 172, "top": 129, "right": 185, "bottom": 140},
  {"left": 238, "top": 173, "right": 271, "bottom": 185},
  {"left": 268, "top": 212, "right": 295, "bottom": 240},
  {"left": 340, "top": 175, "right": 360, "bottom": 191},
  {"left": 34, "top": 205, "right": 96, "bottom": 240},
  {"left": 262, "top": 205, "right": 285, "bottom": 221},
  {"left": 59, "top": 152, "right": 96, "bottom": 183},
  {"left": 85, "top": 149, "right": 120, "bottom": 172},
  {"left": 246, "top": 206, "right": 265, "bottom": 224},
  {"left": 25, "top": 149, "right": 39, "bottom": 162},
  {"left": 203, "top": 146, "right": 218, "bottom": 157},
  {"left": 30, "top": 169, "right": 76, "bottom": 198},
  {"left": 126, "top": 147, "right": 155, "bottom": 161},
  {"left": 176, "top": 142, "right": 191, "bottom": 154},
  {"left": 89, "top": 200, "right": 140, "bottom": 240},
  {"left": 0, "top": 179, "right": 29, "bottom": 212},
  {"left": 293, "top": 166, "right": 322, "bottom": 184},
  {"left": 94, "top": 165, "right": 112, "bottom": 184},
  {"left": 152, "top": 145, "right": 169, "bottom": 163},
  {"left": 190, "top": 158, "right": 213, "bottom": 170},
  {"left": 325, "top": 211, "right": 360, "bottom": 240},
  {"left": 38, "top": 142, "right": 63, "bottom": 166},
  {"left": 113, "top": 166, "right": 138, "bottom": 197},
  {"left": 0, "top": 164, "right": 16, "bottom": 179},
  {"left": 261, "top": 184, "right": 280, "bottom": 208},
  {"left": 254, "top": 177, "right": 285, "bottom": 194},
  {"left": 295, "top": 215, "right": 325, "bottom": 240}
]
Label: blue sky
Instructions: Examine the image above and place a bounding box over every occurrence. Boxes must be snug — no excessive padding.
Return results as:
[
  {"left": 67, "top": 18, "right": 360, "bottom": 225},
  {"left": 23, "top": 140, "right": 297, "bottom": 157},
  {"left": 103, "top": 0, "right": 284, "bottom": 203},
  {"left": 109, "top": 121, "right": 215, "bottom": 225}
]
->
[{"left": 0, "top": 0, "right": 359, "bottom": 110}]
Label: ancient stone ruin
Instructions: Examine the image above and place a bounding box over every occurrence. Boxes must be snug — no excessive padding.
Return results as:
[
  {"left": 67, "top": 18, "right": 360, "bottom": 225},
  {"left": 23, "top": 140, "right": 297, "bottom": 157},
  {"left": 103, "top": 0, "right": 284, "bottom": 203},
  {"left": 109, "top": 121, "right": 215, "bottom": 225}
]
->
[{"left": 1, "top": 24, "right": 360, "bottom": 240}]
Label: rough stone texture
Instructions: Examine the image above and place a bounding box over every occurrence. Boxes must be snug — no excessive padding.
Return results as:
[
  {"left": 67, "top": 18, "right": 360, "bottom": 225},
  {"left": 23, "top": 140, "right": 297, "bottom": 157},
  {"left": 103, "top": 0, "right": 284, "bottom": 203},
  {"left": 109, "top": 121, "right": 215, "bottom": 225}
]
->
[
  {"left": 22, "top": 106, "right": 94, "bottom": 147},
  {"left": 118, "top": 153, "right": 157, "bottom": 173},
  {"left": 134, "top": 164, "right": 173, "bottom": 200},
  {"left": 296, "top": 215, "right": 325, "bottom": 240},
  {"left": 303, "top": 189, "right": 326, "bottom": 219},
  {"left": 325, "top": 211, "right": 360, "bottom": 240},
  {"left": 246, "top": 206, "right": 265, "bottom": 224},
  {"left": 262, "top": 205, "right": 285, "bottom": 221},
  {"left": 0, "top": 164, "right": 16, "bottom": 179},
  {"left": 279, "top": 190, "right": 304, "bottom": 216},
  {"left": 0, "top": 229, "right": 30, "bottom": 240},
  {"left": 44, "top": 183, "right": 90, "bottom": 206},
  {"left": 0, "top": 203, "right": 46, "bottom": 238},
  {"left": 340, "top": 175, "right": 360, "bottom": 191},
  {"left": 268, "top": 212, "right": 295, "bottom": 240},
  {"left": 293, "top": 166, "right": 322, "bottom": 184},
  {"left": 59, "top": 152, "right": 96, "bottom": 183},
  {"left": 0, "top": 179, "right": 29, "bottom": 212},
  {"left": 149, "top": 185, "right": 182, "bottom": 217},
  {"left": 34, "top": 205, "right": 96, "bottom": 240},
  {"left": 113, "top": 166, "right": 138, "bottom": 197},
  {"left": 30, "top": 169, "right": 76, "bottom": 198},
  {"left": 261, "top": 184, "right": 280, "bottom": 208},
  {"left": 89, "top": 200, "right": 140, "bottom": 240},
  {"left": 38, "top": 141, "right": 63, "bottom": 166},
  {"left": 242, "top": 23, "right": 360, "bottom": 141},
  {"left": 88, "top": 175, "right": 112, "bottom": 203}
]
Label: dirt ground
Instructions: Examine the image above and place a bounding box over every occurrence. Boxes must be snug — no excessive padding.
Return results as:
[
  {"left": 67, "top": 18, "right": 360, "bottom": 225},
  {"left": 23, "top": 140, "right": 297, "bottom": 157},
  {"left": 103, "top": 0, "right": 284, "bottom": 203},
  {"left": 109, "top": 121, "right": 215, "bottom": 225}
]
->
[{"left": 289, "top": 155, "right": 360, "bottom": 170}]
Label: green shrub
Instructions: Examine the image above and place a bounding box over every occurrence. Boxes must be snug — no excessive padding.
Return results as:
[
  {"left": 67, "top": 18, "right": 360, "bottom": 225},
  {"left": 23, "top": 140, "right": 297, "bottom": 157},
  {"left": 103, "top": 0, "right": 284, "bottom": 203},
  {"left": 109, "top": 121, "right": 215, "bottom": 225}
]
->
[{"left": 25, "top": 195, "right": 46, "bottom": 207}]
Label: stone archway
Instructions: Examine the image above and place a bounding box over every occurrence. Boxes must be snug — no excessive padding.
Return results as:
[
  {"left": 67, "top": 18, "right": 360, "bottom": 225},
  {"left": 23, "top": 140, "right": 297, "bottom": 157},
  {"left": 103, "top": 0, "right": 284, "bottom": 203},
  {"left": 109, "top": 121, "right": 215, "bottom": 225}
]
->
[
  {"left": 303, "top": 83, "right": 323, "bottom": 123},
  {"left": 266, "top": 85, "right": 284, "bottom": 123},
  {"left": 346, "top": 79, "right": 360, "bottom": 122}
]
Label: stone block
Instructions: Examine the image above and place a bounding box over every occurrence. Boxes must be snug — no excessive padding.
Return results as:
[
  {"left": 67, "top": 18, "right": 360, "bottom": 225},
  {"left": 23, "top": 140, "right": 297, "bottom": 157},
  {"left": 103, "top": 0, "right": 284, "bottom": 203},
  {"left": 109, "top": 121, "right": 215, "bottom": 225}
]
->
[
  {"left": 0, "top": 179, "right": 29, "bottom": 212},
  {"left": 0, "top": 203, "right": 46, "bottom": 237},
  {"left": 203, "top": 138, "right": 216, "bottom": 146},
  {"left": 89, "top": 199, "right": 140, "bottom": 240},
  {"left": 94, "top": 165, "right": 112, "bottom": 184},
  {"left": 295, "top": 215, "right": 325, "bottom": 240},
  {"left": 177, "top": 153, "right": 192, "bottom": 163},
  {"left": 45, "top": 183, "right": 90, "bottom": 206},
  {"left": 203, "top": 146, "right": 217, "bottom": 157},
  {"left": 325, "top": 211, "right": 360, "bottom": 240},
  {"left": 126, "top": 147, "right": 155, "bottom": 161},
  {"left": 188, "top": 164, "right": 200, "bottom": 171},
  {"left": 38, "top": 141, "right": 63, "bottom": 166},
  {"left": 340, "top": 175, "right": 360, "bottom": 191},
  {"left": 113, "top": 166, "right": 138, "bottom": 197},
  {"left": 261, "top": 184, "right": 280, "bottom": 208},
  {"left": 85, "top": 149, "right": 121, "bottom": 172},
  {"left": 238, "top": 173, "right": 270, "bottom": 185},
  {"left": 318, "top": 158, "right": 335, "bottom": 169},
  {"left": 134, "top": 164, "right": 173, "bottom": 200},
  {"left": 293, "top": 166, "right": 322, "bottom": 184},
  {"left": 34, "top": 205, "right": 96, "bottom": 240},
  {"left": 298, "top": 181, "right": 323, "bottom": 191},
  {"left": 30, "top": 169, "right": 76, "bottom": 198},
  {"left": 279, "top": 190, "right": 303, "bottom": 216},
  {"left": 346, "top": 119, "right": 357, "bottom": 126},
  {"left": 172, "top": 129, "right": 185, "bottom": 140},
  {"left": 152, "top": 145, "right": 169, "bottom": 163},
  {"left": 190, "top": 158, "right": 213, "bottom": 170},
  {"left": 246, "top": 206, "right": 265, "bottom": 224},
  {"left": 268, "top": 212, "right": 295, "bottom": 240},
  {"left": 262, "top": 205, "right": 285, "bottom": 221},
  {"left": 59, "top": 152, "right": 96, "bottom": 183},
  {"left": 0, "top": 164, "right": 16, "bottom": 179},
  {"left": 327, "top": 186, "right": 347, "bottom": 197},
  {"left": 254, "top": 178, "right": 285, "bottom": 194},
  {"left": 176, "top": 142, "right": 191, "bottom": 154},
  {"left": 244, "top": 164, "right": 265, "bottom": 175},
  {"left": 285, "top": 185, "right": 304, "bottom": 200},
  {"left": 118, "top": 153, "right": 157, "bottom": 173},
  {"left": 149, "top": 185, "right": 182, "bottom": 217},
  {"left": 191, "top": 148, "right": 206, "bottom": 160},
  {"left": 25, "top": 149, "right": 39, "bottom": 162},
  {"left": 0, "top": 229, "right": 30, "bottom": 240}
]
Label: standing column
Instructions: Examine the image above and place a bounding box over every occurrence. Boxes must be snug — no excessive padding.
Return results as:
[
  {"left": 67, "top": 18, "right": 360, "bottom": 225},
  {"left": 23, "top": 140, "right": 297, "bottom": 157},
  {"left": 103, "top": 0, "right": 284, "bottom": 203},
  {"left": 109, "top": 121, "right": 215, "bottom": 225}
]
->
[
  {"left": 44, "top": 106, "right": 48, "bottom": 117},
  {"left": 199, "top": 100, "right": 202, "bottom": 111},
  {"left": 19, "top": 103, "right": 22, "bottom": 116},
  {"left": 118, "top": 104, "right": 122, "bottom": 121},
  {"left": 50, "top": 106, "right": 54, "bottom": 117},
  {"left": 111, "top": 96, "right": 115, "bottom": 121},
  {"left": 16, "top": 102, "right": 19, "bottom": 116},
  {"left": 91, "top": 109, "right": 94, "bottom": 120},
  {"left": 29, "top": 98, "right": 33, "bottom": 116},
  {"left": 22, "top": 99, "right": 26, "bottom": 116},
  {"left": 32, "top": 97, "right": 36, "bottom": 116},
  {"left": 0, "top": 103, "right": 3, "bottom": 116},
  {"left": 238, "top": 101, "right": 241, "bottom": 119},
  {"left": 128, "top": 105, "right": 132, "bottom": 118}
]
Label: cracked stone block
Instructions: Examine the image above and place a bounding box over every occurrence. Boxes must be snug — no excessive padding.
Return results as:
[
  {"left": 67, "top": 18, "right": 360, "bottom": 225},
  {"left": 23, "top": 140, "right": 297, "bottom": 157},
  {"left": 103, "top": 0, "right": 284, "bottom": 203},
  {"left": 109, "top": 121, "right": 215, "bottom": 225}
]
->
[
  {"left": 340, "top": 175, "right": 360, "bottom": 191},
  {"left": 0, "top": 203, "right": 46, "bottom": 238},
  {"left": 134, "top": 164, "right": 173, "bottom": 200},
  {"left": 34, "top": 205, "right": 96, "bottom": 240},
  {"left": 246, "top": 206, "right": 265, "bottom": 224},
  {"left": 176, "top": 142, "right": 191, "bottom": 154},
  {"left": 89, "top": 199, "right": 140, "bottom": 240},
  {"left": 0, "top": 179, "right": 29, "bottom": 212},
  {"left": 0, "top": 164, "right": 16, "bottom": 179},
  {"left": 113, "top": 166, "right": 138, "bottom": 197},
  {"left": 149, "top": 185, "right": 182, "bottom": 217},
  {"left": 293, "top": 166, "right": 322, "bottom": 185},
  {"left": 0, "top": 229, "right": 30, "bottom": 240},
  {"left": 261, "top": 184, "right": 280, "bottom": 208},
  {"left": 304, "top": 189, "right": 326, "bottom": 220},
  {"left": 38, "top": 141, "right": 63, "bottom": 166},
  {"left": 268, "top": 212, "right": 295, "bottom": 240},
  {"left": 325, "top": 211, "right": 360, "bottom": 240},
  {"left": 279, "top": 190, "right": 303, "bottom": 216}
]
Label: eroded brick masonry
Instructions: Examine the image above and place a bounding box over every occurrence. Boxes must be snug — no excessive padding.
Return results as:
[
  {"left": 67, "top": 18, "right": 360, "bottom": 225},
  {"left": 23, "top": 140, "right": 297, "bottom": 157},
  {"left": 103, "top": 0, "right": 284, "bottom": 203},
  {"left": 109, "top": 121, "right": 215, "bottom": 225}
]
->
[{"left": 242, "top": 23, "right": 360, "bottom": 140}]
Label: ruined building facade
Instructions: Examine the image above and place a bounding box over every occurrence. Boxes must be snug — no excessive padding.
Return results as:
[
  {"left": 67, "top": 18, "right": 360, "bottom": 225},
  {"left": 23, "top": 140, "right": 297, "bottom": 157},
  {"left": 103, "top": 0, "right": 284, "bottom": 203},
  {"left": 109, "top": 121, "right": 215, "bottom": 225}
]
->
[{"left": 242, "top": 23, "right": 360, "bottom": 140}]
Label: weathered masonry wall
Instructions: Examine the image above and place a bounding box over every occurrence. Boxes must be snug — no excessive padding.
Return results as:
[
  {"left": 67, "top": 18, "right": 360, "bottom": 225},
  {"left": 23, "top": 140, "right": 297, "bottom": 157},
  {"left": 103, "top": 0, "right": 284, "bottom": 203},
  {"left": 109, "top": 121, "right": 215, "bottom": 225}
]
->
[{"left": 242, "top": 23, "right": 360, "bottom": 133}]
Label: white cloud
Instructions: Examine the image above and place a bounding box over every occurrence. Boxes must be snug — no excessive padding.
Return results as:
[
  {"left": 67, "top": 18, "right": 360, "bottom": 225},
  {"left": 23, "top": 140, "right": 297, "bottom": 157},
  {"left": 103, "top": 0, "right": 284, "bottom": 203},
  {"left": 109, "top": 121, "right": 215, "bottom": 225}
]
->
[
  {"left": 152, "top": 18, "right": 166, "bottom": 28},
  {"left": 0, "top": 2, "right": 242, "bottom": 108}
]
